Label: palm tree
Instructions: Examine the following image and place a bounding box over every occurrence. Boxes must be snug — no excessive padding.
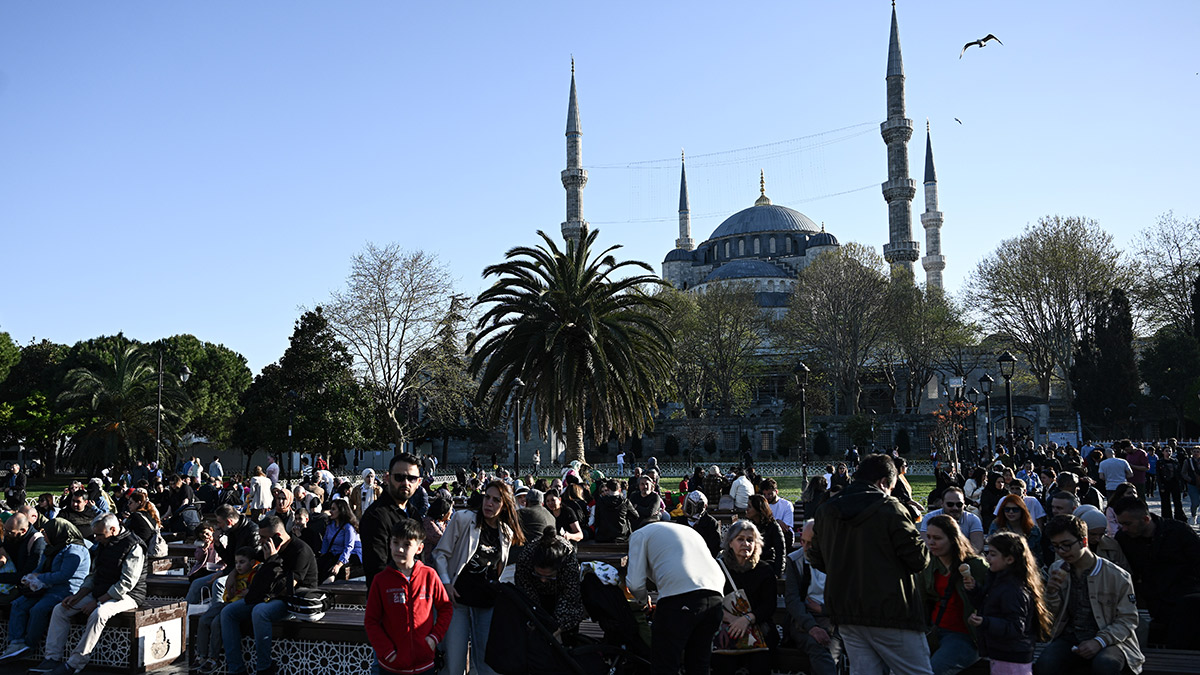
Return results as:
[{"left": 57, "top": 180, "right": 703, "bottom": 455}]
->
[
  {"left": 58, "top": 346, "right": 189, "bottom": 472},
  {"left": 469, "top": 229, "right": 674, "bottom": 464}
]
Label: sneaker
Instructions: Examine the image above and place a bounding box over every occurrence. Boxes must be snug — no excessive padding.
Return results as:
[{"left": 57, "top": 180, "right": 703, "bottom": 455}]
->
[
  {"left": 30, "top": 659, "right": 62, "bottom": 673},
  {"left": 198, "top": 658, "right": 223, "bottom": 675},
  {"left": 0, "top": 643, "right": 29, "bottom": 661},
  {"left": 48, "top": 663, "right": 81, "bottom": 675}
]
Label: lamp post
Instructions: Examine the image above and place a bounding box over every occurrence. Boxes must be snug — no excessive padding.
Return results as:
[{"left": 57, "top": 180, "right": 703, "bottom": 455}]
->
[
  {"left": 156, "top": 353, "right": 190, "bottom": 468},
  {"left": 287, "top": 389, "right": 299, "bottom": 484},
  {"left": 979, "top": 373, "right": 994, "bottom": 455},
  {"left": 998, "top": 351, "right": 1017, "bottom": 448},
  {"left": 793, "top": 362, "right": 810, "bottom": 483},
  {"left": 511, "top": 378, "right": 524, "bottom": 479},
  {"left": 966, "top": 387, "right": 980, "bottom": 464}
]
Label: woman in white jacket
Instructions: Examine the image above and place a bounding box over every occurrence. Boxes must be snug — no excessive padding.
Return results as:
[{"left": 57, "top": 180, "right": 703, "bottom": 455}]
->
[{"left": 433, "top": 480, "right": 525, "bottom": 675}]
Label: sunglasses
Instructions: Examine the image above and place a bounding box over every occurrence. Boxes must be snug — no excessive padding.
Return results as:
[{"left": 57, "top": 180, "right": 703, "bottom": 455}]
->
[
  {"left": 392, "top": 474, "right": 423, "bottom": 483},
  {"left": 944, "top": 501, "right": 963, "bottom": 507},
  {"left": 1003, "top": 507, "right": 1022, "bottom": 513}
]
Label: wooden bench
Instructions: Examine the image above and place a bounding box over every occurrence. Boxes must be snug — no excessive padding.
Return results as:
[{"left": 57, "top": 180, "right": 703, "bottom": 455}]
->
[
  {"left": 190, "top": 608, "right": 371, "bottom": 675},
  {"left": 153, "top": 575, "right": 371, "bottom": 610},
  {"left": 0, "top": 598, "right": 187, "bottom": 672}
]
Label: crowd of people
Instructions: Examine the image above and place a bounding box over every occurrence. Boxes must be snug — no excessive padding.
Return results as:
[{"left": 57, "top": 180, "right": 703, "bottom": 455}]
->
[{"left": 0, "top": 437, "right": 1194, "bottom": 675}]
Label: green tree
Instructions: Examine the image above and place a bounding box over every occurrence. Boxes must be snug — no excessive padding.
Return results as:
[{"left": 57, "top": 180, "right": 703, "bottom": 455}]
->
[
  {"left": 155, "top": 335, "right": 253, "bottom": 447},
  {"left": 967, "top": 216, "right": 1129, "bottom": 400},
  {"left": 1071, "top": 289, "right": 1140, "bottom": 435},
  {"left": 844, "top": 413, "right": 875, "bottom": 448},
  {"left": 1140, "top": 326, "right": 1200, "bottom": 430},
  {"left": 58, "top": 346, "right": 190, "bottom": 472},
  {"left": 882, "top": 274, "right": 975, "bottom": 413},
  {"left": 776, "top": 242, "right": 891, "bottom": 414},
  {"left": 234, "top": 309, "right": 371, "bottom": 470},
  {"left": 0, "top": 331, "right": 19, "bottom": 385},
  {"left": 0, "top": 340, "right": 72, "bottom": 473},
  {"left": 469, "top": 230, "right": 673, "bottom": 465}
]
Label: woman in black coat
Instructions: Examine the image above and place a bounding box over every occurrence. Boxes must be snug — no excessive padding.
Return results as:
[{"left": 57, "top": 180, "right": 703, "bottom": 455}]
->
[{"left": 745, "top": 494, "right": 786, "bottom": 577}]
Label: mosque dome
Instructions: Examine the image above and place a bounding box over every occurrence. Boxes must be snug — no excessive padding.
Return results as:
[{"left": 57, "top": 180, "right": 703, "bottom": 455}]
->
[
  {"left": 663, "top": 248, "right": 694, "bottom": 263},
  {"left": 703, "top": 259, "right": 790, "bottom": 283},
  {"left": 708, "top": 202, "right": 820, "bottom": 240},
  {"left": 808, "top": 230, "right": 839, "bottom": 247}
]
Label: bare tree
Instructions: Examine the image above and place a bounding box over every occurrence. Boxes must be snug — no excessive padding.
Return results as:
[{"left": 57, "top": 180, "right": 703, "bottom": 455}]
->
[
  {"left": 1132, "top": 211, "right": 1200, "bottom": 334},
  {"left": 322, "top": 244, "right": 459, "bottom": 447},
  {"left": 776, "top": 242, "right": 891, "bottom": 415},
  {"left": 692, "top": 284, "right": 766, "bottom": 417},
  {"left": 966, "top": 216, "right": 1129, "bottom": 401},
  {"left": 882, "top": 275, "right": 976, "bottom": 413}
]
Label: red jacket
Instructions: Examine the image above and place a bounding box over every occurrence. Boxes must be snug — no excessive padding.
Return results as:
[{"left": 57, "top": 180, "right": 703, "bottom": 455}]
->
[{"left": 365, "top": 561, "right": 454, "bottom": 675}]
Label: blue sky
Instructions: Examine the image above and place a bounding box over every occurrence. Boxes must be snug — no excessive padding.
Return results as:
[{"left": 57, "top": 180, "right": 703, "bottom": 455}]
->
[{"left": 2, "top": 1, "right": 1198, "bottom": 375}]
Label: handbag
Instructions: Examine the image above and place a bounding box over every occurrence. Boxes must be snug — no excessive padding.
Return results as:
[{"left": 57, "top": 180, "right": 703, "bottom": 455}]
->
[
  {"left": 926, "top": 566, "right": 958, "bottom": 651},
  {"left": 712, "top": 558, "right": 769, "bottom": 655},
  {"left": 285, "top": 589, "right": 328, "bottom": 622}
]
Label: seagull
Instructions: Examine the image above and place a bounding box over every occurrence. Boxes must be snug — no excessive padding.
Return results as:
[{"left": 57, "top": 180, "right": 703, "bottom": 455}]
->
[
  {"left": 954, "top": 118, "right": 963, "bottom": 125},
  {"left": 960, "top": 34, "right": 1003, "bottom": 58}
]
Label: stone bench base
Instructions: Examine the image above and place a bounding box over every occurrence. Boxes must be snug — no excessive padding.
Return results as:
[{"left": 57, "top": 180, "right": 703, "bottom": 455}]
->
[
  {"left": 0, "top": 599, "right": 187, "bottom": 672},
  {"left": 190, "top": 609, "right": 371, "bottom": 675}
]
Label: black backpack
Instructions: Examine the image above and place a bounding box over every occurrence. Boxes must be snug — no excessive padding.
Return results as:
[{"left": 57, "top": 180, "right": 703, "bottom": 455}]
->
[{"left": 1158, "top": 457, "right": 1179, "bottom": 483}]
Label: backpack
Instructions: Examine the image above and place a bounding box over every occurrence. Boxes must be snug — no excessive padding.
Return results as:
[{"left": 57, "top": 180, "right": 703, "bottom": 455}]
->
[{"left": 1158, "top": 458, "right": 1179, "bottom": 483}]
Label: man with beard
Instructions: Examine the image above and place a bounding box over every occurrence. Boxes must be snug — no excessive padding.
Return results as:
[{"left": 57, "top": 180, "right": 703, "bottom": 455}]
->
[{"left": 360, "top": 453, "right": 421, "bottom": 586}]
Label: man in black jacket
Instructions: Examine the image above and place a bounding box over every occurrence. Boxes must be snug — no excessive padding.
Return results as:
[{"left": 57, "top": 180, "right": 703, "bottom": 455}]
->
[
  {"left": 35, "top": 513, "right": 147, "bottom": 675},
  {"left": 186, "top": 504, "right": 259, "bottom": 604},
  {"left": 59, "top": 490, "right": 99, "bottom": 536},
  {"left": 220, "top": 516, "right": 318, "bottom": 675},
  {"left": 5, "top": 463, "right": 26, "bottom": 506},
  {"left": 1112, "top": 495, "right": 1200, "bottom": 648},
  {"left": 593, "top": 479, "right": 638, "bottom": 543},
  {"left": 0, "top": 513, "right": 45, "bottom": 593},
  {"left": 628, "top": 475, "right": 662, "bottom": 531},
  {"left": 809, "top": 454, "right": 931, "bottom": 675},
  {"left": 360, "top": 453, "right": 420, "bottom": 586}
]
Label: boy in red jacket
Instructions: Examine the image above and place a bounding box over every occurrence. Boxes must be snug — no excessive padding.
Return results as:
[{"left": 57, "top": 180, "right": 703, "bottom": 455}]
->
[{"left": 365, "top": 518, "right": 453, "bottom": 675}]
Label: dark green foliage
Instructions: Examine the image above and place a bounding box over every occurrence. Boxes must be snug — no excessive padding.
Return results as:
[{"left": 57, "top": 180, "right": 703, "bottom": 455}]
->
[
  {"left": 233, "top": 308, "right": 371, "bottom": 465},
  {"left": 1141, "top": 326, "right": 1200, "bottom": 427},
  {"left": 664, "top": 435, "right": 680, "bottom": 457},
  {"left": 629, "top": 435, "right": 643, "bottom": 459},
  {"left": 777, "top": 406, "right": 805, "bottom": 456},
  {"left": 739, "top": 432, "right": 751, "bottom": 454},
  {"left": 844, "top": 413, "right": 875, "bottom": 448},
  {"left": 0, "top": 331, "right": 18, "bottom": 385},
  {"left": 813, "top": 430, "right": 832, "bottom": 457},
  {"left": 1192, "top": 272, "right": 1200, "bottom": 338},
  {"left": 0, "top": 340, "right": 72, "bottom": 472},
  {"left": 704, "top": 435, "right": 717, "bottom": 454},
  {"left": 895, "top": 427, "right": 911, "bottom": 455},
  {"left": 1071, "top": 289, "right": 1140, "bottom": 434}
]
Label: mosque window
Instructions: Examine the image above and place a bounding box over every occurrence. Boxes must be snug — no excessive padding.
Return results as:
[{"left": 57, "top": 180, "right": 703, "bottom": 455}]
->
[
  {"left": 786, "top": 237, "right": 792, "bottom": 254},
  {"left": 769, "top": 237, "right": 776, "bottom": 254},
  {"left": 725, "top": 241, "right": 730, "bottom": 258},
  {"left": 739, "top": 240, "right": 745, "bottom": 256},
  {"left": 754, "top": 238, "right": 760, "bottom": 255}
]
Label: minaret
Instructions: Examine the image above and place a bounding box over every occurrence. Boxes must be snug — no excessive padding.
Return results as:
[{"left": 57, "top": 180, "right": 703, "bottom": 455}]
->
[
  {"left": 561, "top": 58, "right": 588, "bottom": 245},
  {"left": 921, "top": 120, "right": 946, "bottom": 291},
  {"left": 880, "top": 3, "right": 920, "bottom": 278},
  {"left": 675, "top": 150, "right": 694, "bottom": 250}
]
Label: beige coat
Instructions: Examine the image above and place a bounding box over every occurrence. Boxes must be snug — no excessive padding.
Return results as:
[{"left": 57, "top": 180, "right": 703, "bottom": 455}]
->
[
  {"left": 431, "top": 508, "right": 513, "bottom": 589},
  {"left": 1046, "top": 556, "right": 1144, "bottom": 674}
]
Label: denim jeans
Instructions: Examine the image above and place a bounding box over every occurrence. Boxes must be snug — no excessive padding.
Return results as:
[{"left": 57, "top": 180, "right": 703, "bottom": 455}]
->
[
  {"left": 1032, "top": 637, "right": 1125, "bottom": 675},
  {"left": 187, "top": 571, "right": 222, "bottom": 604},
  {"left": 442, "top": 604, "right": 495, "bottom": 675},
  {"left": 220, "top": 598, "right": 289, "bottom": 672},
  {"left": 929, "top": 628, "right": 979, "bottom": 675},
  {"left": 1188, "top": 484, "right": 1200, "bottom": 519},
  {"left": 196, "top": 600, "right": 226, "bottom": 658},
  {"left": 8, "top": 589, "right": 70, "bottom": 644}
]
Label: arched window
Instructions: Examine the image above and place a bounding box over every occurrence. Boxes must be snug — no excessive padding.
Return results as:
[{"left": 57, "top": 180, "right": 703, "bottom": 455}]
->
[
  {"left": 738, "top": 240, "right": 745, "bottom": 256},
  {"left": 754, "top": 238, "right": 760, "bottom": 255},
  {"left": 725, "top": 241, "right": 731, "bottom": 258},
  {"left": 769, "top": 237, "right": 776, "bottom": 254},
  {"left": 785, "top": 237, "right": 792, "bottom": 254}
]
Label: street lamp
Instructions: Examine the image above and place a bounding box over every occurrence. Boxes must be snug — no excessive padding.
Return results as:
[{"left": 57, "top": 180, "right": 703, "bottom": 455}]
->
[
  {"left": 793, "top": 361, "right": 810, "bottom": 483},
  {"left": 287, "top": 389, "right": 299, "bottom": 484},
  {"left": 966, "top": 388, "right": 980, "bottom": 460},
  {"left": 156, "top": 353, "right": 190, "bottom": 468},
  {"left": 511, "top": 378, "right": 524, "bottom": 479},
  {"left": 979, "top": 373, "right": 995, "bottom": 455},
  {"left": 998, "top": 351, "right": 1017, "bottom": 448}
]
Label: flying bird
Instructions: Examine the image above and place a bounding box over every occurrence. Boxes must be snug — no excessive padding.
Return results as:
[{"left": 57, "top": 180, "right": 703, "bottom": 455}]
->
[
  {"left": 960, "top": 34, "right": 1003, "bottom": 58},
  {"left": 954, "top": 118, "right": 963, "bottom": 125}
]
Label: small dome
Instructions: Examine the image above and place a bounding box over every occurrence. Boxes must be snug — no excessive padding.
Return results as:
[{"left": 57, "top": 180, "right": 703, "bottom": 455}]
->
[
  {"left": 709, "top": 203, "right": 820, "bottom": 239},
  {"left": 808, "top": 231, "right": 839, "bottom": 247},
  {"left": 703, "top": 259, "right": 791, "bottom": 283},
  {"left": 663, "top": 248, "right": 694, "bottom": 263}
]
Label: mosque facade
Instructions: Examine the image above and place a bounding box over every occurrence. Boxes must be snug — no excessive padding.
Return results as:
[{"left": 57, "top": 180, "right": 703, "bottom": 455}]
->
[{"left": 556, "top": 6, "right": 947, "bottom": 302}]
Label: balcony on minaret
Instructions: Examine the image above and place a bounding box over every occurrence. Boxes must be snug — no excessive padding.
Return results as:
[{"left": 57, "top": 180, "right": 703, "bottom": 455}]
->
[
  {"left": 882, "top": 178, "right": 916, "bottom": 202},
  {"left": 884, "top": 240, "right": 920, "bottom": 262},
  {"left": 921, "top": 254, "right": 946, "bottom": 270},
  {"left": 880, "top": 117, "right": 913, "bottom": 142}
]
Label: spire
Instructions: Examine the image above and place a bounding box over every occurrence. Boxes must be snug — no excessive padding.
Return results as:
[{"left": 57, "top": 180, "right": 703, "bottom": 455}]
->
[
  {"left": 881, "top": 3, "right": 919, "bottom": 278},
  {"left": 561, "top": 58, "right": 588, "bottom": 244},
  {"left": 755, "top": 169, "right": 771, "bottom": 206},
  {"left": 675, "top": 150, "right": 694, "bottom": 250},
  {"left": 921, "top": 120, "right": 946, "bottom": 291},
  {"left": 924, "top": 119, "right": 937, "bottom": 183},
  {"left": 887, "top": 4, "right": 904, "bottom": 78}
]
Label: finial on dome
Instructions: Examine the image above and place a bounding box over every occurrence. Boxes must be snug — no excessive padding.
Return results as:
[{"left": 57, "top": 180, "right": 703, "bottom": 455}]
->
[
  {"left": 821, "top": 222, "right": 826, "bottom": 232},
  {"left": 681, "top": 148, "right": 685, "bottom": 162},
  {"left": 926, "top": 117, "right": 930, "bottom": 133},
  {"left": 571, "top": 56, "right": 575, "bottom": 75},
  {"left": 754, "top": 169, "right": 772, "bottom": 206}
]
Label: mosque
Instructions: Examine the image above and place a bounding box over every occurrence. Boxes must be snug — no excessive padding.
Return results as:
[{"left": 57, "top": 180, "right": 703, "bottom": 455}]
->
[{"left": 557, "top": 5, "right": 947, "bottom": 304}]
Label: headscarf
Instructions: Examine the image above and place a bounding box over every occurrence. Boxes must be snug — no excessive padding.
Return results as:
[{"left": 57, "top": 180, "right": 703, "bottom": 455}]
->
[{"left": 39, "top": 519, "right": 85, "bottom": 573}]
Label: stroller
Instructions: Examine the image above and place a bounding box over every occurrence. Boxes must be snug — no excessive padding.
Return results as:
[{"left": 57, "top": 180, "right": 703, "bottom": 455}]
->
[{"left": 486, "top": 581, "right": 651, "bottom": 675}]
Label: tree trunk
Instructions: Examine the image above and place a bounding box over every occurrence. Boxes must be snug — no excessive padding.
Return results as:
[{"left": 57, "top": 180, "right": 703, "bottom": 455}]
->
[{"left": 563, "top": 424, "right": 586, "bottom": 465}]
